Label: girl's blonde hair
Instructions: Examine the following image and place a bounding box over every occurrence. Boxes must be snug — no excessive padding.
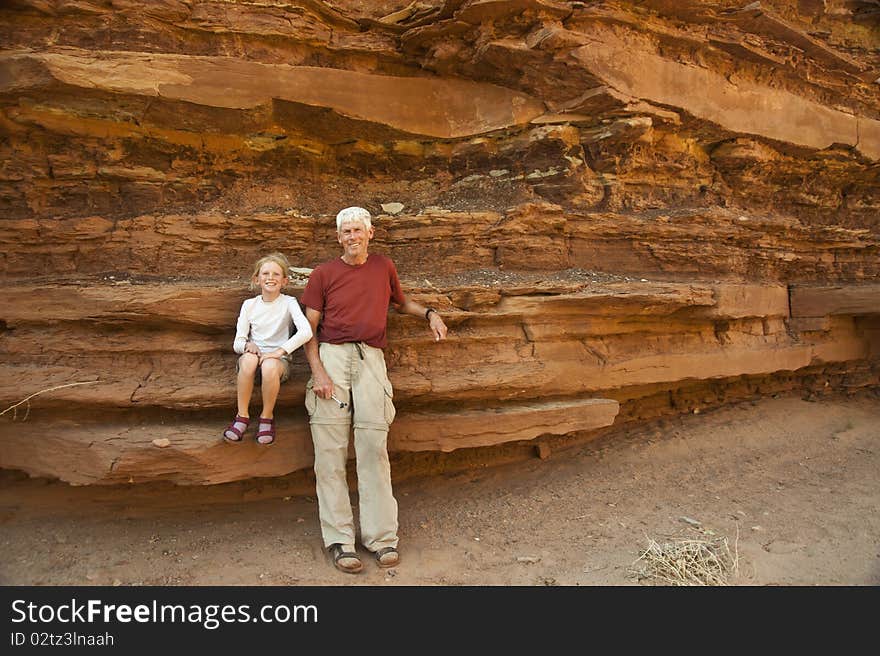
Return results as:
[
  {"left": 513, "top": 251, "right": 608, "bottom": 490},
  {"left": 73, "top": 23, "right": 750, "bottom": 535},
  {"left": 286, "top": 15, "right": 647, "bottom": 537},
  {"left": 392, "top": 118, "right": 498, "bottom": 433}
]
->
[{"left": 249, "top": 252, "right": 291, "bottom": 290}]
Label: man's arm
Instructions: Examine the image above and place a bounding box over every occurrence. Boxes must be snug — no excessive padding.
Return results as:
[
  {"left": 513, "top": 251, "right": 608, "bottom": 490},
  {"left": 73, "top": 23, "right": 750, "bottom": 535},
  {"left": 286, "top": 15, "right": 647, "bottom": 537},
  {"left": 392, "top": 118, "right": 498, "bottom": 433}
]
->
[
  {"left": 395, "top": 297, "right": 448, "bottom": 342},
  {"left": 303, "top": 307, "right": 335, "bottom": 399}
]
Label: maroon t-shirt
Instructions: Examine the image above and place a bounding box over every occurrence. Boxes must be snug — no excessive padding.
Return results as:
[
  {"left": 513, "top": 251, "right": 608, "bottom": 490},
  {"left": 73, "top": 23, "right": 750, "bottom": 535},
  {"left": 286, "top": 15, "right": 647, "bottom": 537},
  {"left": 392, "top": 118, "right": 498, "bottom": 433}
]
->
[{"left": 302, "top": 253, "right": 406, "bottom": 349}]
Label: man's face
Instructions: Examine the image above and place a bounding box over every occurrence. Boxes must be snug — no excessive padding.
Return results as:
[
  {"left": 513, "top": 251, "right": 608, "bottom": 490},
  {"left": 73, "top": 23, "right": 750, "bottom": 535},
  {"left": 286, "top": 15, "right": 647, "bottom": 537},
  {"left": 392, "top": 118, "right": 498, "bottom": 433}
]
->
[{"left": 337, "top": 218, "right": 374, "bottom": 260}]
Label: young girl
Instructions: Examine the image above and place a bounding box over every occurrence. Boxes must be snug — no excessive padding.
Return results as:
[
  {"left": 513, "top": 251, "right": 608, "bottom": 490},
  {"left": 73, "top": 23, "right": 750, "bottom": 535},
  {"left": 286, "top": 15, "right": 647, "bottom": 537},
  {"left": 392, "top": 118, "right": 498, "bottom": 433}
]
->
[{"left": 223, "top": 252, "right": 313, "bottom": 445}]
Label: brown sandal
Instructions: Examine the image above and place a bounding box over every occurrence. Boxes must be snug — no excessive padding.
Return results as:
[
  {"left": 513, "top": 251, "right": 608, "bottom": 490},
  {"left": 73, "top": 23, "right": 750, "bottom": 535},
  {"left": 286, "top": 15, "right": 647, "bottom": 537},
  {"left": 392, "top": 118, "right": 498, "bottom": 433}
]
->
[
  {"left": 374, "top": 546, "right": 400, "bottom": 568},
  {"left": 329, "top": 544, "right": 363, "bottom": 574}
]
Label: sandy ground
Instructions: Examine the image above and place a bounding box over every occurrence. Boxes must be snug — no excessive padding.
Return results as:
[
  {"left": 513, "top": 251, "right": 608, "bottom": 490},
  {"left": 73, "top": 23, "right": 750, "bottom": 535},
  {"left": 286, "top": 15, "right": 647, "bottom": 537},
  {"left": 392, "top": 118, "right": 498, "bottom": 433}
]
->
[{"left": 1, "top": 392, "right": 878, "bottom": 586}]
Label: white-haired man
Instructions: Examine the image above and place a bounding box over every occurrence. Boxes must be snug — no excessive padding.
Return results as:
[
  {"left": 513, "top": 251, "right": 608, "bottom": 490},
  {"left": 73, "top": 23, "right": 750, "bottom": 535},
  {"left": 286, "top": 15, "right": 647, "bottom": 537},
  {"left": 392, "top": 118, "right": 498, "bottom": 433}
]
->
[{"left": 301, "top": 206, "right": 448, "bottom": 573}]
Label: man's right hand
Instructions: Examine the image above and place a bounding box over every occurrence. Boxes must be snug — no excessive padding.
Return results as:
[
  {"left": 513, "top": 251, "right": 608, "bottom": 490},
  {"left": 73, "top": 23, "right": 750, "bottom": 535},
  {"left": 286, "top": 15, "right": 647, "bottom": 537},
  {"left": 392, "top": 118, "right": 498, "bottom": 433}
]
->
[
  {"left": 312, "top": 371, "right": 335, "bottom": 400},
  {"left": 303, "top": 307, "right": 333, "bottom": 397}
]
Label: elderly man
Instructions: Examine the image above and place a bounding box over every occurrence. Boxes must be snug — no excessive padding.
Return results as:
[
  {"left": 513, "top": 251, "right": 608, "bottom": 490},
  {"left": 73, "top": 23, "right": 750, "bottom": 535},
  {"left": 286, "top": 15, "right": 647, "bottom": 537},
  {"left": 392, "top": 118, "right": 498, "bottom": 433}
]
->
[{"left": 301, "top": 206, "right": 448, "bottom": 574}]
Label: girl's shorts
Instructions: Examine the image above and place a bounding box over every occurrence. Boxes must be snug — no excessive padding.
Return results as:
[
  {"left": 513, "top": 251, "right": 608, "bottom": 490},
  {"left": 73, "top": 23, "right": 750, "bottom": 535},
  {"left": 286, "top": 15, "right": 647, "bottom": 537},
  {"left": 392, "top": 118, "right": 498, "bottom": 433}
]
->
[{"left": 237, "top": 353, "right": 291, "bottom": 383}]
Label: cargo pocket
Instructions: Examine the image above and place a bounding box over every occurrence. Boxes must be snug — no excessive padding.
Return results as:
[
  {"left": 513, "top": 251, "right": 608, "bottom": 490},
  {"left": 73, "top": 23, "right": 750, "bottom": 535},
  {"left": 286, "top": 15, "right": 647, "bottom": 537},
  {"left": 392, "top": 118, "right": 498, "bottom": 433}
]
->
[
  {"left": 305, "top": 380, "right": 317, "bottom": 417},
  {"left": 383, "top": 383, "right": 396, "bottom": 425}
]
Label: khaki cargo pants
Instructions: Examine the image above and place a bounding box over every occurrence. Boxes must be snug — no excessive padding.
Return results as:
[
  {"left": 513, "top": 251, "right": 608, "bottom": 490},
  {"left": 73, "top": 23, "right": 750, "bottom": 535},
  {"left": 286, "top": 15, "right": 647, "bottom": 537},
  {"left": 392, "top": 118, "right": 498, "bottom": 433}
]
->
[{"left": 305, "top": 342, "right": 398, "bottom": 553}]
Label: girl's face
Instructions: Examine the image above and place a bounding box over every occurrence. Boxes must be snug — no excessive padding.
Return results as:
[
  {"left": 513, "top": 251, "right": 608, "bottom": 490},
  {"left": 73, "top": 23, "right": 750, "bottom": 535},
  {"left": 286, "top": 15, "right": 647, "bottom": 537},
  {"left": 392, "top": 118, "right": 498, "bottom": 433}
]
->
[{"left": 256, "top": 261, "right": 288, "bottom": 295}]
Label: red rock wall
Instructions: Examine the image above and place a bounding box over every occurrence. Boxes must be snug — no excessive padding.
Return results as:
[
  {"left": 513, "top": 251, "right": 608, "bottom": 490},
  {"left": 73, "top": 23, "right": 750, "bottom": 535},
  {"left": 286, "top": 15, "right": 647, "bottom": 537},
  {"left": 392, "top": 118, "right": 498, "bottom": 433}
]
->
[{"left": 1, "top": 0, "right": 878, "bottom": 484}]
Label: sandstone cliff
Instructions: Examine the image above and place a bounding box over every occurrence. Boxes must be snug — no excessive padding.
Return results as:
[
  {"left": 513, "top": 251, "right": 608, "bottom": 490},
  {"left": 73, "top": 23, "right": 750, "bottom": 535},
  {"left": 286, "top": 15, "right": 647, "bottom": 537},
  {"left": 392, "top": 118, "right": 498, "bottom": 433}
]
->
[{"left": 1, "top": 0, "right": 878, "bottom": 485}]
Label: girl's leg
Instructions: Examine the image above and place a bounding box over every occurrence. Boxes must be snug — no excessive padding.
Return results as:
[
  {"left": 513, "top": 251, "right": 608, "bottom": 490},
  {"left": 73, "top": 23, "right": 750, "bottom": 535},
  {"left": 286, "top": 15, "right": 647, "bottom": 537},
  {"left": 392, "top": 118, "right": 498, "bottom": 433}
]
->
[
  {"left": 224, "top": 353, "right": 259, "bottom": 441},
  {"left": 255, "top": 358, "right": 287, "bottom": 444},
  {"left": 258, "top": 358, "right": 285, "bottom": 419},
  {"left": 236, "top": 353, "right": 259, "bottom": 417}
]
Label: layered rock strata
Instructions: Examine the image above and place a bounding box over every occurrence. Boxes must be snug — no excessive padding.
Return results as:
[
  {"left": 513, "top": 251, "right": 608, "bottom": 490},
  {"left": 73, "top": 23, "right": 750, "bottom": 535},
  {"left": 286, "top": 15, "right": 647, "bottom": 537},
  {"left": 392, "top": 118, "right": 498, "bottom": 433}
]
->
[
  {"left": 0, "top": 0, "right": 878, "bottom": 485},
  {"left": 1, "top": 274, "right": 876, "bottom": 484}
]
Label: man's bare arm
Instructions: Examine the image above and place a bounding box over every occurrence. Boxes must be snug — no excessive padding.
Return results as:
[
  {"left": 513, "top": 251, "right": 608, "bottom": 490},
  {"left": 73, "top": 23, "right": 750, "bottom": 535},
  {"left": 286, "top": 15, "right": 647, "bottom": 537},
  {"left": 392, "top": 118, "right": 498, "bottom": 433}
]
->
[
  {"left": 304, "top": 307, "right": 334, "bottom": 399},
  {"left": 395, "top": 297, "right": 448, "bottom": 342}
]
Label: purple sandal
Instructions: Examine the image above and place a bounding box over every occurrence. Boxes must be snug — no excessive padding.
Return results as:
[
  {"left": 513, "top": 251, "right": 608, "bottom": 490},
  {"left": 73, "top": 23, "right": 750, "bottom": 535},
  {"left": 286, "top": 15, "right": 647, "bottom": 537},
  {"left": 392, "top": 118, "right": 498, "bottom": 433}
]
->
[
  {"left": 223, "top": 415, "right": 250, "bottom": 443},
  {"left": 255, "top": 417, "right": 276, "bottom": 445}
]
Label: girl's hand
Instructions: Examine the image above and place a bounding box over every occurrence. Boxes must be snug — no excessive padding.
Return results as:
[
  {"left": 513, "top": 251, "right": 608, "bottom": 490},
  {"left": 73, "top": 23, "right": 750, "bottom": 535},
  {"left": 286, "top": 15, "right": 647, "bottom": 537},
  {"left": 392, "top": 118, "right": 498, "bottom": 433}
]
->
[
  {"left": 258, "top": 348, "right": 286, "bottom": 364},
  {"left": 244, "top": 341, "right": 260, "bottom": 355}
]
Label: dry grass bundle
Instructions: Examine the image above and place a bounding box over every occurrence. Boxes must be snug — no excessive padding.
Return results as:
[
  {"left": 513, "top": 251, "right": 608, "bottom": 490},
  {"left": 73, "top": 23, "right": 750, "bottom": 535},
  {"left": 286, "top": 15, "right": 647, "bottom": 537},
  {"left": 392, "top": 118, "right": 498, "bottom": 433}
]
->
[{"left": 632, "top": 531, "right": 739, "bottom": 586}]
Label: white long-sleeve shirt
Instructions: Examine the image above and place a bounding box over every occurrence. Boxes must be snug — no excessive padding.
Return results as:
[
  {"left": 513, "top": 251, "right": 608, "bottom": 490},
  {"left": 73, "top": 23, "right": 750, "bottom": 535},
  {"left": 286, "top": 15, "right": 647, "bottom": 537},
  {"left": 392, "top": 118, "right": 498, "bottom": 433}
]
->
[{"left": 232, "top": 293, "right": 313, "bottom": 356}]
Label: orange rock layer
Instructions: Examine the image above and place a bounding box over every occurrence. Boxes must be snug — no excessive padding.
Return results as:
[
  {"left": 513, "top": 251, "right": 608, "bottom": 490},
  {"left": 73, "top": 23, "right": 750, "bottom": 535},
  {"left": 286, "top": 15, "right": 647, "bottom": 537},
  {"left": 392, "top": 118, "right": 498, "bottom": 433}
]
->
[
  {"left": 1, "top": 275, "right": 877, "bottom": 484},
  {"left": 0, "top": 0, "right": 878, "bottom": 484}
]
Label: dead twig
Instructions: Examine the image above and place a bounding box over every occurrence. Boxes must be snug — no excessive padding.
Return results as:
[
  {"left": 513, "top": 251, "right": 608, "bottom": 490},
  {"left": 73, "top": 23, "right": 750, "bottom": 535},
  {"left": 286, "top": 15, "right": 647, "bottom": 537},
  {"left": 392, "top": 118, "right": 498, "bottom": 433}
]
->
[{"left": 1, "top": 381, "right": 100, "bottom": 422}]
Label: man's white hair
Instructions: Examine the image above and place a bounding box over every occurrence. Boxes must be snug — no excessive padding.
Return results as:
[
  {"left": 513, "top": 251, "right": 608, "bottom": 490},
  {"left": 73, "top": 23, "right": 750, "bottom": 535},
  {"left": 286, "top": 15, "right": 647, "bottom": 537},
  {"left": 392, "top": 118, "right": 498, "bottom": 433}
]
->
[{"left": 335, "top": 206, "right": 372, "bottom": 231}]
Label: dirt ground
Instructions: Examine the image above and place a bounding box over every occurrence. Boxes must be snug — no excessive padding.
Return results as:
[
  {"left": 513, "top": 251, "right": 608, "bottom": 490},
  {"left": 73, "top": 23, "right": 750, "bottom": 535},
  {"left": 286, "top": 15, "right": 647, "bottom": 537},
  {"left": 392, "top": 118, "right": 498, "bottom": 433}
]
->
[{"left": 1, "top": 392, "right": 878, "bottom": 586}]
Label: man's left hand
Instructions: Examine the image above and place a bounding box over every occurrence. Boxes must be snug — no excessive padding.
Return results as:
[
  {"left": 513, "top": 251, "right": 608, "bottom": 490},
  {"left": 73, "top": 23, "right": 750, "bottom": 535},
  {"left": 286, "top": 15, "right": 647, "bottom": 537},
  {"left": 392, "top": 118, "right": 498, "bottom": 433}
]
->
[{"left": 428, "top": 313, "right": 448, "bottom": 341}]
